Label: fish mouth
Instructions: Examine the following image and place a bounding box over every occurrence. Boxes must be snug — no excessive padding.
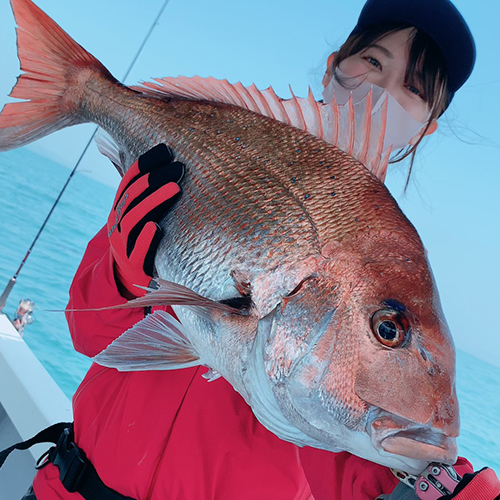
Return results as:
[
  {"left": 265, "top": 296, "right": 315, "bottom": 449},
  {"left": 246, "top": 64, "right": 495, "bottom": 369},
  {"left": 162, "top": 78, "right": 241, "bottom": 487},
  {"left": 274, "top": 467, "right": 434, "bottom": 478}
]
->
[
  {"left": 368, "top": 413, "right": 458, "bottom": 466},
  {"left": 379, "top": 428, "right": 457, "bottom": 464}
]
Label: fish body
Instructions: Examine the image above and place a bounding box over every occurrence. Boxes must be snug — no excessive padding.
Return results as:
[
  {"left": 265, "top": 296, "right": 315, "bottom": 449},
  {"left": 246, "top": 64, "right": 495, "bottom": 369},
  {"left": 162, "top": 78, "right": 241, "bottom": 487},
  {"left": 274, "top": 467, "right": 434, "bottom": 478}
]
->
[{"left": 0, "top": 0, "right": 458, "bottom": 473}]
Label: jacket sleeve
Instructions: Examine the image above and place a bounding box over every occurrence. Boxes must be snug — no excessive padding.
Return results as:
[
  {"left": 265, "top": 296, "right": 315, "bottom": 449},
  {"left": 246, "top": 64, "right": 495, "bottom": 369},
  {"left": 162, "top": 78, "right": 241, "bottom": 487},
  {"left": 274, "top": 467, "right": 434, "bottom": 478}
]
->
[
  {"left": 299, "top": 448, "right": 399, "bottom": 500},
  {"left": 66, "top": 225, "right": 146, "bottom": 357}
]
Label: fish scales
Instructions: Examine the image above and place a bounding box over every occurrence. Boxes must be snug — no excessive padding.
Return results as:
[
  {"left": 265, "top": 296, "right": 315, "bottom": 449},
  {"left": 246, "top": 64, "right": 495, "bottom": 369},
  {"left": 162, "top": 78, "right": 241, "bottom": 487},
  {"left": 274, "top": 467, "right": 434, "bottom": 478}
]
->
[
  {"left": 82, "top": 79, "right": 417, "bottom": 267},
  {"left": 0, "top": 0, "right": 461, "bottom": 474}
]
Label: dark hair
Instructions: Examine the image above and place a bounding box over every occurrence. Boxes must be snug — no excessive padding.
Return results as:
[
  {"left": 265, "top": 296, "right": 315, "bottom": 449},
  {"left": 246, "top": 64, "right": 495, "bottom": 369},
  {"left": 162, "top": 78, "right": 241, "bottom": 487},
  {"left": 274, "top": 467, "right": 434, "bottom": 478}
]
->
[{"left": 332, "top": 22, "right": 449, "bottom": 185}]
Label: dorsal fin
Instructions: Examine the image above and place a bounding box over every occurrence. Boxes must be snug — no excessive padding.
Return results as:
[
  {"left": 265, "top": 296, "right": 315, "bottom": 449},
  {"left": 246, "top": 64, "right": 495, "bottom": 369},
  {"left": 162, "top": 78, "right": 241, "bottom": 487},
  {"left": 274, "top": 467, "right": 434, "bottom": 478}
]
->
[{"left": 132, "top": 76, "right": 391, "bottom": 182}]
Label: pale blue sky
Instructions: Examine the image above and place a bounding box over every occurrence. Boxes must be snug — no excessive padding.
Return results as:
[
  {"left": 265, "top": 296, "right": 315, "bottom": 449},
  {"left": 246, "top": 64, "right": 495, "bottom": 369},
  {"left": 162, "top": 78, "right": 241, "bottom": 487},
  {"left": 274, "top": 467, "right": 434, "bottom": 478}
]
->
[{"left": 0, "top": 0, "right": 499, "bottom": 368}]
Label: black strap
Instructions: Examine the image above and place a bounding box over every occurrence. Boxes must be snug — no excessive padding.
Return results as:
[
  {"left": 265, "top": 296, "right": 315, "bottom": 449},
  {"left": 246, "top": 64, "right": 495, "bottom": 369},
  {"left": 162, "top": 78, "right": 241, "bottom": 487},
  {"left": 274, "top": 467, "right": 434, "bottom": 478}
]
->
[
  {"left": 0, "top": 422, "right": 135, "bottom": 500},
  {"left": 376, "top": 482, "right": 420, "bottom": 499},
  {"left": 0, "top": 421, "right": 70, "bottom": 468}
]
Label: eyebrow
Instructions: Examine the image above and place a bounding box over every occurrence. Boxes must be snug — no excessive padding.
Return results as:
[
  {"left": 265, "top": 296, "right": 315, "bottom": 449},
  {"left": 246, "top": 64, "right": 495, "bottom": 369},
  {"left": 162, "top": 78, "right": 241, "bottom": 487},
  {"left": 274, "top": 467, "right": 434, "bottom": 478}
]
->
[{"left": 366, "top": 44, "right": 394, "bottom": 59}]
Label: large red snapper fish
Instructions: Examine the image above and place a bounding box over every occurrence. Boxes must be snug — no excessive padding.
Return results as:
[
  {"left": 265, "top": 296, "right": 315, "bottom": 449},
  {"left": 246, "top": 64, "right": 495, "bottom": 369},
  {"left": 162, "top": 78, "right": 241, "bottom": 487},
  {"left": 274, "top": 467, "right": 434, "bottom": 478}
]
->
[{"left": 0, "top": 0, "right": 459, "bottom": 474}]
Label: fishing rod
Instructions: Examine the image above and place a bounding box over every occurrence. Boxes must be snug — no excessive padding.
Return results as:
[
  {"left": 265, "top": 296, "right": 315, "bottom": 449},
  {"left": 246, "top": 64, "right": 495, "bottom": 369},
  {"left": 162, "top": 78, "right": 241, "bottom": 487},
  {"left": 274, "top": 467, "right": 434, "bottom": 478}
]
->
[{"left": 0, "top": 0, "right": 171, "bottom": 312}]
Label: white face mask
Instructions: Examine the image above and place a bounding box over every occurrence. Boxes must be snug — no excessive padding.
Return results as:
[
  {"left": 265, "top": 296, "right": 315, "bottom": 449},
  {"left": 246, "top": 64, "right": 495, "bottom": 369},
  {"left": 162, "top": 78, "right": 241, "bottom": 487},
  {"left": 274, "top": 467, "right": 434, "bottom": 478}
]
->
[{"left": 322, "top": 69, "right": 429, "bottom": 150}]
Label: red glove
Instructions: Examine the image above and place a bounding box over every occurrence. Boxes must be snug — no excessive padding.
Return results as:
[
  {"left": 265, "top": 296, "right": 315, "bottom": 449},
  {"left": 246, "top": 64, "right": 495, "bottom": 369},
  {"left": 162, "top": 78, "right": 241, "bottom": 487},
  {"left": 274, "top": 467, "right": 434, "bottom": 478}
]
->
[
  {"left": 440, "top": 468, "right": 500, "bottom": 500},
  {"left": 107, "top": 144, "right": 184, "bottom": 297}
]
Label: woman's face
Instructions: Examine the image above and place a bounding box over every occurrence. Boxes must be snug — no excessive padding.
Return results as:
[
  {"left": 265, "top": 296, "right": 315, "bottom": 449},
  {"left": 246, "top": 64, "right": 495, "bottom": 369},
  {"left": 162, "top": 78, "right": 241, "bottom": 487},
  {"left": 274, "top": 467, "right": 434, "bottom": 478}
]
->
[{"left": 335, "top": 28, "right": 432, "bottom": 123}]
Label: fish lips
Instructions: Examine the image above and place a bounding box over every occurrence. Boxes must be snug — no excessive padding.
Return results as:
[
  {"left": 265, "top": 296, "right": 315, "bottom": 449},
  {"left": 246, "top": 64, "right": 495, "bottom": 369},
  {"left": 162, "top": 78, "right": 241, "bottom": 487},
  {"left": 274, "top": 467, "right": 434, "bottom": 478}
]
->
[{"left": 368, "top": 412, "right": 458, "bottom": 469}]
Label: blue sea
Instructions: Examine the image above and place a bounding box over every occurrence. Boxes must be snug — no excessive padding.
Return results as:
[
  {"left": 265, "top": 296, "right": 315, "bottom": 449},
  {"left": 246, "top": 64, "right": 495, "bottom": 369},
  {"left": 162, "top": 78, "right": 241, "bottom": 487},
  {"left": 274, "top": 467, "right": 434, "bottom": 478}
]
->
[{"left": 0, "top": 148, "right": 499, "bottom": 473}]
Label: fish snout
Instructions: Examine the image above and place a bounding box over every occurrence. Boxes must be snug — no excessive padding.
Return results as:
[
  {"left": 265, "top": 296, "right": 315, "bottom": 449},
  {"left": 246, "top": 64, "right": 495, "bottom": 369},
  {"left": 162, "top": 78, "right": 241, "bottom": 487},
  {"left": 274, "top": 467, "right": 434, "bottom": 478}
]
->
[{"left": 368, "top": 413, "right": 458, "bottom": 467}]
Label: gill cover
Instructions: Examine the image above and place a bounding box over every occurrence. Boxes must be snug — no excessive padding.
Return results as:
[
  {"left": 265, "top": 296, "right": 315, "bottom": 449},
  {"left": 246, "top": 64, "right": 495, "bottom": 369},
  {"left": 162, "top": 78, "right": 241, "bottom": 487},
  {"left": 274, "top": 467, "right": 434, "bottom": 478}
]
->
[{"left": 241, "top": 275, "right": 341, "bottom": 449}]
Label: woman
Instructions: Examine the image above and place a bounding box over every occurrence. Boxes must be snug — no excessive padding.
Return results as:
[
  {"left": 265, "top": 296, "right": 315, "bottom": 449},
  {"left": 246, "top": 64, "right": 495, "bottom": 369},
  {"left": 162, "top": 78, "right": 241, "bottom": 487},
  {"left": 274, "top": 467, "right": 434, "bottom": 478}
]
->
[{"left": 27, "top": 0, "right": 500, "bottom": 499}]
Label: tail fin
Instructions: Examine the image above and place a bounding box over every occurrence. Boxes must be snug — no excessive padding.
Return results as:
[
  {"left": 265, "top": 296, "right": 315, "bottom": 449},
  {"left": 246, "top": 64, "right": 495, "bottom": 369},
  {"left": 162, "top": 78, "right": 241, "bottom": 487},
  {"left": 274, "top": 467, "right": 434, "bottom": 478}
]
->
[{"left": 0, "top": 0, "right": 112, "bottom": 151}]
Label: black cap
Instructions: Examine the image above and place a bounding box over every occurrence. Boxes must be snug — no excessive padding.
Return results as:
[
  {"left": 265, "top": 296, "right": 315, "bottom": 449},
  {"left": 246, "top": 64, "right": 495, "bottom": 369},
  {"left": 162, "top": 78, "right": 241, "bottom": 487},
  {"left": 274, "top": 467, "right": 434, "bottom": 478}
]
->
[{"left": 351, "top": 0, "right": 476, "bottom": 100}]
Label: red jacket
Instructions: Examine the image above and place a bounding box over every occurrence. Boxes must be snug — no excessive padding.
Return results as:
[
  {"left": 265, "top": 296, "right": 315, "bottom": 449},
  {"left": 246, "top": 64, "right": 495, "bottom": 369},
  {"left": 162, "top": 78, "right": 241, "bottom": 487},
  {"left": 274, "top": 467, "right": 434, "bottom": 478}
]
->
[{"left": 32, "top": 227, "right": 472, "bottom": 499}]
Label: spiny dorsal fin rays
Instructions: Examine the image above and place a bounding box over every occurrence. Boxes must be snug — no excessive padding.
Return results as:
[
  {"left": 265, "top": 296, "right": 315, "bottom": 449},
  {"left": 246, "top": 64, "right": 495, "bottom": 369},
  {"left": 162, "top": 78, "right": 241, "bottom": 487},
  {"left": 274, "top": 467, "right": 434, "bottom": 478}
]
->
[
  {"left": 372, "top": 95, "right": 392, "bottom": 182},
  {"left": 346, "top": 96, "right": 355, "bottom": 156},
  {"left": 262, "top": 87, "right": 290, "bottom": 125},
  {"left": 285, "top": 86, "right": 308, "bottom": 133},
  {"left": 323, "top": 93, "right": 340, "bottom": 147},
  {"left": 358, "top": 90, "right": 373, "bottom": 166},
  {"left": 132, "top": 76, "right": 390, "bottom": 182}
]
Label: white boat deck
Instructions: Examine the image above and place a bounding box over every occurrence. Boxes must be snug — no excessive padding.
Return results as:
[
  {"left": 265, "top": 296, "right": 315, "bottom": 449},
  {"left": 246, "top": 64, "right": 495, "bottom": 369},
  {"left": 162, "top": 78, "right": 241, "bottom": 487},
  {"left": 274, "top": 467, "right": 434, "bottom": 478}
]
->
[{"left": 0, "top": 312, "right": 72, "bottom": 499}]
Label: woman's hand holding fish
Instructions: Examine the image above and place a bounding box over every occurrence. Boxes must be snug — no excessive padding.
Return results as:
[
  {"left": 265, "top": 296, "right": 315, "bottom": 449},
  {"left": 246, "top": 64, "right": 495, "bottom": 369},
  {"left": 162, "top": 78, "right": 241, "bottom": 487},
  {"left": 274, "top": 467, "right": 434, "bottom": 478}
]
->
[{"left": 107, "top": 144, "right": 184, "bottom": 298}]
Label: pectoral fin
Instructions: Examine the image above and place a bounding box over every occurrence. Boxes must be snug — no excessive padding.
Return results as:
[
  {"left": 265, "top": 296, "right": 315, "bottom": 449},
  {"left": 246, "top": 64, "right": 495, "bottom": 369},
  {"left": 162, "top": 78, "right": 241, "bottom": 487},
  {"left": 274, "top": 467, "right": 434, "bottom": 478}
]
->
[
  {"left": 67, "top": 279, "right": 243, "bottom": 318},
  {"left": 120, "top": 279, "right": 242, "bottom": 317},
  {"left": 93, "top": 310, "right": 201, "bottom": 371}
]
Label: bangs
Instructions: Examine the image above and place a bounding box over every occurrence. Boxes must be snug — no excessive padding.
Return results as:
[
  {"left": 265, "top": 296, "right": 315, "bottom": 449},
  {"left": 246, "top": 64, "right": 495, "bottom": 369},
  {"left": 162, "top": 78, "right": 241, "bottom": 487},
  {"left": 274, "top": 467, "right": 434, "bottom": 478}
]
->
[
  {"left": 405, "top": 29, "right": 449, "bottom": 116},
  {"left": 334, "top": 22, "right": 449, "bottom": 118}
]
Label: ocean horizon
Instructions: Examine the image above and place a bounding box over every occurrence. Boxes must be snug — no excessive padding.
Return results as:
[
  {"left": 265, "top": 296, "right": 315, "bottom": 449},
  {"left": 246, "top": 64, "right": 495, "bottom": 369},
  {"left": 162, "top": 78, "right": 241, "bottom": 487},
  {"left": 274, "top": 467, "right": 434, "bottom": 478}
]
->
[{"left": 0, "top": 147, "right": 498, "bottom": 472}]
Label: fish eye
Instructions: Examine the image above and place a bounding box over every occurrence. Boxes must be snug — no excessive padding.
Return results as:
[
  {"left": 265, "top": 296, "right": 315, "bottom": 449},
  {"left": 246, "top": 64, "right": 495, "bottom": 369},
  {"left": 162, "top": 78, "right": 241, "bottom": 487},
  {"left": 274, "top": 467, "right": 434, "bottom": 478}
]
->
[{"left": 371, "top": 309, "right": 410, "bottom": 348}]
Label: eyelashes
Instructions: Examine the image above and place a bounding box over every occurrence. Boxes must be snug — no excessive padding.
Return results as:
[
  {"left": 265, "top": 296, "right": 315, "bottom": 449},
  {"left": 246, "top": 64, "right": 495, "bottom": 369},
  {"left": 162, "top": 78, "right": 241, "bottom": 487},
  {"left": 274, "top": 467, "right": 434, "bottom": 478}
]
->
[
  {"left": 364, "top": 56, "right": 382, "bottom": 69},
  {"left": 360, "top": 54, "right": 426, "bottom": 101}
]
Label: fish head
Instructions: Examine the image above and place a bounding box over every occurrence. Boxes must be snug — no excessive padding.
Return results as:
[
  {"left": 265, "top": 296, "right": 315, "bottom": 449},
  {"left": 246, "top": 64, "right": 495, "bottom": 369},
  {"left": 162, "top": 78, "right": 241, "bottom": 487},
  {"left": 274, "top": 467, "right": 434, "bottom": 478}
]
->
[
  {"left": 245, "top": 231, "right": 458, "bottom": 474},
  {"left": 351, "top": 232, "right": 459, "bottom": 471}
]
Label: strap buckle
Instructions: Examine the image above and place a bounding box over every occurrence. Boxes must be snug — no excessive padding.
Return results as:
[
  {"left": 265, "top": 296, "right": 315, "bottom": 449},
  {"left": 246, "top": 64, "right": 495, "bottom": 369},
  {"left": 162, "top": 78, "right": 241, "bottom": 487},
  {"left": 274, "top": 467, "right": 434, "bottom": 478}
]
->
[
  {"left": 414, "top": 463, "right": 462, "bottom": 499},
  {"left": 52, "top": 427, "right": 88, "bottom": 493},
  {"left": 392, "top": 463, "right": 462, "bottom": 500}
]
